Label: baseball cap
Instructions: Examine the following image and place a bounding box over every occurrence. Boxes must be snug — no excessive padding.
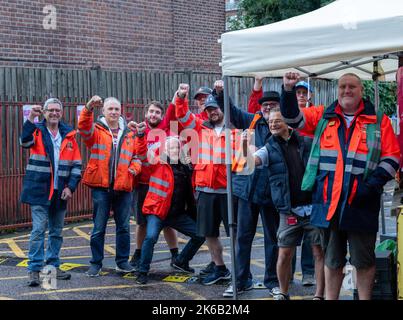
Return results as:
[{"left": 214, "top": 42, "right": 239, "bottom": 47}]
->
[
  {"left": 295, "top": 81, "right": 313, "bottom": 93},
  {"left": 194, "top": 87, "right": 213, "bottom": 100}
]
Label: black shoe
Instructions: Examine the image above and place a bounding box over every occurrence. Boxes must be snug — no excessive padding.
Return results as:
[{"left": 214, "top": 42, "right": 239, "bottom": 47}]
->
[
  {"left": 56, "top": 268, "right": 71, "bottom": 280},
  {"left": 136, "top": 272, "right": 148, "bottom": 285},
  {"left": 172, "top": 258, "right": 195, "bottom": 273},
  {"left": 28, "top": 271, "right": 40, "bottom": 287},
  {"left": 130, "top": 254, "right": 141, "bottom": 269},
  {"left": 199, "top": 261, "right": 215, "bottom": 276}
]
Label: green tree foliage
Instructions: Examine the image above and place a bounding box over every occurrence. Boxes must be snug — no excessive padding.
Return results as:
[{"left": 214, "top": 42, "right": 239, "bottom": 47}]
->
[
  {"left": 363, "top": 81, "right": 397, "bottom": 116},
  {"left": 229, "top": 0, "right": 335, "bottom": 31}
]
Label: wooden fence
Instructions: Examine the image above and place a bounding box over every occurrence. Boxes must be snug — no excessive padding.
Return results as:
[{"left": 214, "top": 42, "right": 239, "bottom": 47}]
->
[{"left": 0, "top": 67, "right": 338, "bottom": 231}]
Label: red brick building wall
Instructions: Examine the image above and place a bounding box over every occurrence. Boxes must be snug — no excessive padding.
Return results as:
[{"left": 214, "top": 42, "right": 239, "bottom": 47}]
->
[{"left": 0, "top": 0, "right": 225, "bottom": 72}]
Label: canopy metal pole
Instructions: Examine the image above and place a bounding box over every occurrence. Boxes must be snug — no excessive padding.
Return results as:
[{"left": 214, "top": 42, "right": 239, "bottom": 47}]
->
[
  {"left": 223, "top": 75, "right": 238, "bottom": 300},
  {"left": 373, "top": 61, "right": 386, "bottom": 234}
]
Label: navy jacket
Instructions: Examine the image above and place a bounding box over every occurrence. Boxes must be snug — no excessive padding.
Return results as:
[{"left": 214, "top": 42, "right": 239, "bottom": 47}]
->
[
  {"left": 265, "top": 131, "right": 311, "bottom": 214},
  {"left": 217, "top": 94, "right": 273, "bottom": 206},
  {"left": 20, "top": 120, "right": 82, "bottom": 206}
]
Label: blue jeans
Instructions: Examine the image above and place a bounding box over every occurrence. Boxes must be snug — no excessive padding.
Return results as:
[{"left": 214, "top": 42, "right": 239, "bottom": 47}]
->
[
  {"left": 28, "top": 192, "right": 66, "bottom": 272},
  {"left": 90, "top": 188, "right": 132, "bottom": 267},
  {"left": 139, "top": 214, "right": 205, "bottom": 274},
  {"left": 236, "top": 197, "right": 279, "bottom": 289}
]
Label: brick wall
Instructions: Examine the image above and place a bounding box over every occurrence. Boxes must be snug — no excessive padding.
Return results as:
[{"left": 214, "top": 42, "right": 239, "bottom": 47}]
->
[{"left": 0, "top": 0, "right": 225, "bottom": 73}]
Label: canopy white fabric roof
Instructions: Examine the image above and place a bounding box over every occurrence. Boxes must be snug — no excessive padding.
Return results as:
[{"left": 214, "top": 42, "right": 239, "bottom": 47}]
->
[{"left": 221, "top": 0, "right": 403, "bottom": 81}]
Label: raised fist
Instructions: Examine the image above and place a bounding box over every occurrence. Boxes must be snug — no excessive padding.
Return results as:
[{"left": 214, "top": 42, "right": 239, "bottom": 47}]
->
[
  {"left": 214, "top": 80, "right": 224, "bottom": 94},
  {"left": 136, "top": 121, "right": 146, "bottom": 135},
  {"left": 283, "top": 72, "right": 301, "bottom": 91},
  {"left": 86, "top": 95, "right": 103, "bottom": 111},
  {"left": 128, "top": 121, "right": 138, "bottom": 132},
  {"left": 28, "top": 105, "right": 42, "bottom": 122},
  {"left": 177, "top": 83, "right": 189, "bottom": 99}
]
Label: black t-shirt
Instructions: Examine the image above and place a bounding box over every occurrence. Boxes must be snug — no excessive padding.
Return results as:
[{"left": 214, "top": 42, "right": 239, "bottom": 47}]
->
[
  {"left": 275, "top": 132, "right": 312, "bottom": 207},
  {"left": 167, "top": 162, "right": 191, "bottom": 218}
]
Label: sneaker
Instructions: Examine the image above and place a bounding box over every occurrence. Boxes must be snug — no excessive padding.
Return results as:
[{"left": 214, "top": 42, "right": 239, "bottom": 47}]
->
[
  {"left": 199, "top": 261, "right": 216, "bottom": 276},
  {"left": 28, "top": 271, "right": 40, "bottom": 287},
  {"left": 302, "top": 274, "right": 316, "bottom": 287},
  {"left": 201, "top": 267, "right": 231, "bottom": 286},
  {"left": 86, "top": 264, "right": 102, "bottom": 277},
  {"left": 273, "top": 292, "right": 290, "bottom": 300},
  {"left": 269, "top": 286, "right": 281, "bottom": 296},
  {"left": 116, "top": 262, "right": 135, "bottom": 273},
  {"left": 136, "top": 272, "right": 148, "bottom": 285},
  {"left": 56, "top": 268, "right": 71, "bottom": 280},
  {"left": 223, "top": 282, "right": 253, "bottom": 298},
  {"left": 129, "top": 254, "right": 141, "bottom": 269},
  {"left": 172, "top": 258, "right": 195, "bottom": 274}
]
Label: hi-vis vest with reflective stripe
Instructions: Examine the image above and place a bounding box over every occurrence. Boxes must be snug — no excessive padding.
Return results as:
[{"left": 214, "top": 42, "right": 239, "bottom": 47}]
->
[
  {"left": 78, "top": 108, "right": 142, "bottom": 192},
  {"left": 300, "top": 104, "right": 383, "bottom": 222},
  {"left": 142, "top": 163, "right": 174, "bottom": 220},
  {"left": 21, "top": 124, "right": 82, "bottom": 205},
  {"left": 175, "top": 96, "right": 240, "bottom": 192}
]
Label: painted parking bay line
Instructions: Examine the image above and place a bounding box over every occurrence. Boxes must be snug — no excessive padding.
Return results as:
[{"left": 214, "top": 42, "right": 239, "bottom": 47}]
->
[
  {"left": 21, "top": 283, "right": 161, "bottom": 296},
  {"left": 165, "top": 282, "right": 206, "bottom": 300}
]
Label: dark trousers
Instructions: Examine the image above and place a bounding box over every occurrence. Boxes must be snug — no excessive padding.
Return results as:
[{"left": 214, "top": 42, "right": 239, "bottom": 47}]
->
[{"left": 235, "top": 197, "right": 279, "bottom": 289}]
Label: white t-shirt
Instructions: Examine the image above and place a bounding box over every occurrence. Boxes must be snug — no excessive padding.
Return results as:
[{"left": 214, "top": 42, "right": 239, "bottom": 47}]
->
[{"left": 343, "top": 114, "right": 355, "bottom": 128}]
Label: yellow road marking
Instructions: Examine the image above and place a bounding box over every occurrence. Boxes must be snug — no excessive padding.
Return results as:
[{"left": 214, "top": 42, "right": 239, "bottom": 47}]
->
[
  {"left": 6, "top": 239, "right": 26, "bottom": 258},
  {"left": 0, "top": 296, "right": 15, "bottom": 300},
  {"left": 72, "top": 227, "right": 116, "bottom": 256},
  {"left": 165, "top": 282, "right": 206, "bottom": 300},
  {"left": 21, "top": 283, "right": 160, "bottom": 296}
]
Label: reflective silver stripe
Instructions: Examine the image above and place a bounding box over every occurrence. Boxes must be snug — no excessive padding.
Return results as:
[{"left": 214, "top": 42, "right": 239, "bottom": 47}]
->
[
  {"left": 308, "top": 158, "right": 319, "bottom": 166},
  {"left": 58, "top": 170, "right": 70, "bottom": 177},
  {"left": 178, "top": 111, "right": 192, "bottom": 124},
  {"left": 118, "top": 158, "right": 130, "bottom": 165},
  {"left": 199, "top": 143, "right": 212, "bottom": 150},
  {"left": 26, "top": 164, "right": 51, "bottom": 173},
  {"left": 20, "top": 140, "right": 34, "bottom": 147},
  {"left": 90, "top": 154, "right": 106, "bottom": 160},
  {"left": 380, "top": 156, "right": 400, "bottom": 165},
  {"left": 59, "top": 160, "right": 72, "bottom": 166},
  {"left": 212, "top": 157, "right": 225, "bottom": 164},
  {"left": 150, "top": 176, "right": 169, "bottom": 188},
  {"left": 186, "top": 119, "right": 196, "bottom": 129},
  {"left": 199, "top": 154, "right": 212, "bottom": 161},
  {"left": 92, "top": 144, "right": 106, "bottom": 150},
  {"left": 148, "top": 186, "right": 167, "bottom": 198},
  {"left": 379, "top": 161, "right": 397, "bottom": 177},
  {"left": 30, "top": 154, "right": 48, "bottom": 161},
  {"left": 132, "top": 159, "right": 142, "bottom": 165},
  {"left": 351, "top": 167, "right": 365, "bottom": 175},
  {"left": 283, "top": 112, "right": 303, "bottom": 125},
  {"left": 72, "top": 160, "right": 82, "bottom": 166},
  {"left": 78, "top": 126, "right": 94, "bottom": 136},
  {"left": 121, "top": 149, "right": 132, "bottom": 157},
  {"left": 320, "top": 150, "right": 338, "bottom": 157},
  {"left": 213, "top": 147, "right": 225, "bottom": 154},
  {"left": 353, "top": 153, "right": 367, "bottom": 162},
  {"left": 71, "top": 168, "right": 82, "bottom": 176},
  {"left": 196, "top": 186, "right": 227, "bottom": 194},
  {"left": 319, "top": 163, "right": 336, "bottom": 171}
]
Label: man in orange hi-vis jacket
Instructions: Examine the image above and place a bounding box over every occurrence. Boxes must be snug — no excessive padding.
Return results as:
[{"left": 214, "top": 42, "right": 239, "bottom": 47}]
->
[
  {"left": 280, "top": 72, "right": 400, "bottom": 300},
  {"left": 78, "top": 95, "right": 144, "bottom": 277}
]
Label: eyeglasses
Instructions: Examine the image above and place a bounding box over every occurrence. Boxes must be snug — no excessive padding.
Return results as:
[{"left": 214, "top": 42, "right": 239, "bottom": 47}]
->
[
  {"left": 262, "top": 102, "right": 279, "bottom": 108},
  {"left": 268, "top": 120, "right": 284, "bottom": 125},
  {"left": 45, "top": 108, "right": 62, "bottom": 113}
]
